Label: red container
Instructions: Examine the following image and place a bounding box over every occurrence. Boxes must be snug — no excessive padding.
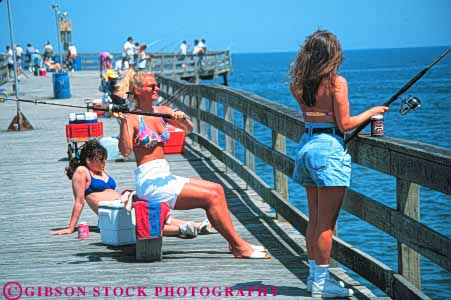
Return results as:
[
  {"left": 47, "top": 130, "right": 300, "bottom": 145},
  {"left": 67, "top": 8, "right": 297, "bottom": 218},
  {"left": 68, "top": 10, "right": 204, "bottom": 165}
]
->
[
  {"left": 39, "top": 69, "right": 47, "bottom": 76},
  {"left": 90, "top": 103, "right": 107, "bottom": 117},
  {"left": 66, "top": 122, "right": 103, "bottom": 142},
  {"left": 164, "top": 125, "right": 186, "bottom": 154},
  {"left": 78, "top": 222, "right": 89, "bottom": 239}
]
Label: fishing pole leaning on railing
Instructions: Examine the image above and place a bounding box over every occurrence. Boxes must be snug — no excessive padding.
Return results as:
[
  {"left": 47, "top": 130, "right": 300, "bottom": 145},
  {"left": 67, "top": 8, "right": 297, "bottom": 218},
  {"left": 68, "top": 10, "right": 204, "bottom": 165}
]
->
[{"left": 345, "top": 47, "right": 450, "bottom": 144}]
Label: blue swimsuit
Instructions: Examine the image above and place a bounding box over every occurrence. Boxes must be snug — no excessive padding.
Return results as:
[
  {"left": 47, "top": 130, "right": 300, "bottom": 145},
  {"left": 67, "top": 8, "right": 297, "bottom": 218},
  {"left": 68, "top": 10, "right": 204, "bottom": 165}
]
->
[{"left": 85, "top": 171, "right": 117, "bottom": 196}]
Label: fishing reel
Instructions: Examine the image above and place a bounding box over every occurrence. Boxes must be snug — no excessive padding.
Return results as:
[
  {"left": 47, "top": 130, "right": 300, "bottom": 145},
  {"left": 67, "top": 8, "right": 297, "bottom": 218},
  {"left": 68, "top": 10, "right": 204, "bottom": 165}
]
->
[
  {"left": 400, "top": 95, "right": 421, "bottom": 115},
  {"left": 109, "top": 94, "right": 129, "bottom": 112}
]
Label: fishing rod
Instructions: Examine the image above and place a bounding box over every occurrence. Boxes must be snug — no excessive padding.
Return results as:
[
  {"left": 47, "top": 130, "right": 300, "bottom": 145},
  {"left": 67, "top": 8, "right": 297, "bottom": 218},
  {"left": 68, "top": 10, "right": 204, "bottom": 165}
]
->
[
  {"left": 345, "top": 47, "right": 450, "bottom": 144},
  {"left": 2, "top": 97, "right": 175, "bottom": 119}
]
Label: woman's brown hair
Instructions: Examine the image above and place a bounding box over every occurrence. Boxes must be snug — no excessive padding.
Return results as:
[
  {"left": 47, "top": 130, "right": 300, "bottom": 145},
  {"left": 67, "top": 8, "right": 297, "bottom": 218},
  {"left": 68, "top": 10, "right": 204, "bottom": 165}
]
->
[
  {"left": 290, "top": 30, "right": 343, "bottom": 107},
  {"left": 65, "top": 140, "right": 108, "bottom": 179}
]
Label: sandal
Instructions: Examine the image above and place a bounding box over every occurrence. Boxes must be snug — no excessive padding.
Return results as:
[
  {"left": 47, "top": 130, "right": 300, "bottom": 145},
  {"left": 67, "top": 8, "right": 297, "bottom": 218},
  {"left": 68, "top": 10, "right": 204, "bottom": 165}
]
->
[
  {"left": 178, "top": 222, "right": 198, "bottom": 239},
  {"left": 228, "top": 244, "right": 267, "bottom": 253},
  {"left": 235, "top": 249, "right": 271, "bottom": 259},
  {"left": 198, "top": 219, "right": 218, "bottom": 235}
]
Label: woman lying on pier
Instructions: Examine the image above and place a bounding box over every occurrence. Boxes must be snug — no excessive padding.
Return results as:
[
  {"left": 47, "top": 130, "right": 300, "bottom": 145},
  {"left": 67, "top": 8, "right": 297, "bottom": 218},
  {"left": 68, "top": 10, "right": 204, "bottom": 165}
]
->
[
  {"left": 290, "top": 30, "right": 388, "bottom": 298},
  {"left": 114, "top": 70, "right": 270, "bottom": 259},
  {"left": 51, "top": 140, "right": 214, "bottom": 238}
]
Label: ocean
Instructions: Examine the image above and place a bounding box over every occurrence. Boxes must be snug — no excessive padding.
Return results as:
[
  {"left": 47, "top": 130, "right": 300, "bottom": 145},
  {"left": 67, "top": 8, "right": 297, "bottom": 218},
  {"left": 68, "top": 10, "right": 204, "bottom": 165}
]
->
[{"left": 210, "top": 47, "right": 451, "bottom": 299}]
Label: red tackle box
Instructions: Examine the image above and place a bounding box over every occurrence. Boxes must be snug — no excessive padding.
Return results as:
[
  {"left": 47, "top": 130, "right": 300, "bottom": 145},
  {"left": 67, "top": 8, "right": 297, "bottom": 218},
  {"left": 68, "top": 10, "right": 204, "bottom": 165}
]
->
[
  {"left": 164, "top": 125, "right": 186, "bottom": 154},
  {"left": 66, "top": 122, "right": 104, "bottom": 142}
]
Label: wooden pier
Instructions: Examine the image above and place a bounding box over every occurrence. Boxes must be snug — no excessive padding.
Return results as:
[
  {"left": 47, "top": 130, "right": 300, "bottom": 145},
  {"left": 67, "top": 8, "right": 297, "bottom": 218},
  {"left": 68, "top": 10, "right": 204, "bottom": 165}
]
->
[{"left": 0, "top": 54, "right": 450, "bottom": 299}]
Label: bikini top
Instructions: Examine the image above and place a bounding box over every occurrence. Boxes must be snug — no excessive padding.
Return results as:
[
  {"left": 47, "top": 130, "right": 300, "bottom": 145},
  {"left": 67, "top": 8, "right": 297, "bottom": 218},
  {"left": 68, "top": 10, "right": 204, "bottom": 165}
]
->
[
  {"left": 303, "top": 112, "right": 334, "bottom": 117},
  {"left": 133, "top": 115, "right": 170, "bottom": 149},
  {"left": 85, "top": 171, "right": 117, "bottom": 196}
]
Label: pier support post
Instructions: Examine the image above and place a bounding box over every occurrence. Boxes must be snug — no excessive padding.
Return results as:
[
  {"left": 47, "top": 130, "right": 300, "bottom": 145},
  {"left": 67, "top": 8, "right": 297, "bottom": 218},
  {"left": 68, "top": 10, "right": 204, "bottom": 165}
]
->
[
  {"left": 396, "top": 178, "right": 421, "bottom": 288},
  {"left": 223, "top": 73, "right": 228, "bottom": 86}
]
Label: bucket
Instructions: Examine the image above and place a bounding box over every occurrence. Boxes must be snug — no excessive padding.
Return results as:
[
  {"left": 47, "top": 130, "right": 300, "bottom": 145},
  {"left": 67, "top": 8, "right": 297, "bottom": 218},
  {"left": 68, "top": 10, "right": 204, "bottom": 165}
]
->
[{"left": 52, "top": 72, "right": 71, "bottom": 99}]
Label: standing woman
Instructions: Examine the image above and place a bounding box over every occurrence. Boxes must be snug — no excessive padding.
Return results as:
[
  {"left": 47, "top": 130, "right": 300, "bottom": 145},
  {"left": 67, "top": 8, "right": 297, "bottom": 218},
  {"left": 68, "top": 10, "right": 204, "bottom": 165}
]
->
[
  {"left": 115, "top": 70, "right": 270, "bottom": 259},
  {"left": 290, "top": 30, "right": 388, "bottom": 298}
]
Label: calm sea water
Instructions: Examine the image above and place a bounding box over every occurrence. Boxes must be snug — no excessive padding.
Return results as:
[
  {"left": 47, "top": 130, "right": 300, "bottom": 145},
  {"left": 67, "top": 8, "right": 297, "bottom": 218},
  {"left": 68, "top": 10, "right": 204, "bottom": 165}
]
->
[{"left": 210, "top": 47, "right": 450, "bottom": 299}]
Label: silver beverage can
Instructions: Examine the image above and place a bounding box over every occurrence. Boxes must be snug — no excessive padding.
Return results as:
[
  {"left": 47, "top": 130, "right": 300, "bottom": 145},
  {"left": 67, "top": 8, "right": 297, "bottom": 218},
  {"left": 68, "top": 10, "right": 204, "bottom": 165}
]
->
[{"left": 371, "top": 114, "right": 384, "bottom": 137}]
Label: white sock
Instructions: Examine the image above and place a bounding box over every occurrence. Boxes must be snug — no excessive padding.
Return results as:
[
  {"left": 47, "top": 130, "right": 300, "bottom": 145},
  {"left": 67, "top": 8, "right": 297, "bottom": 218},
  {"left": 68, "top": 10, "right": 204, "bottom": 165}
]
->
[
  {"left": 314, "top": 264, "right": 329, "bottom": 284},
  {"left": 308, "top": 259, "right": 316, "bottom": 278}
]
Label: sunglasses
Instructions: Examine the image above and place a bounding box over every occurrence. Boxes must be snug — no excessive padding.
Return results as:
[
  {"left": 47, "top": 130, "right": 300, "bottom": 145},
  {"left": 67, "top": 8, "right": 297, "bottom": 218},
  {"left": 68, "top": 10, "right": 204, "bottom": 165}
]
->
[
  {"left": 92, "top": 156, "right": 106, "bottom": 164},
  {"left": 140, "top": 83, "right": 160, "bottom": 91}
]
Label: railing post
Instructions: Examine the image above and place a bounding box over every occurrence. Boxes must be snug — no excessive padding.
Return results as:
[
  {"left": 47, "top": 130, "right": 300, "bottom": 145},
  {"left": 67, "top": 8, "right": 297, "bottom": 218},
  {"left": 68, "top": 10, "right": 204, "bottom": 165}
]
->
[
  {"left": 244, "top": 115, "right": 255, "bottom": 189},
  {"left": 244, "top": 115, "right": 255, "bottom": 172},
  {"left": 199, "top": 96, "right": 207, "bottom": 137},
  {"left": 210, "top": 99, "right": 218, "bottom": 144},
  {"left": 396, "top": 178, "right": 421, "bottom": 288},
  {"left": 224, "top": 104, "right": 235, "bottom": 157},
  {"left": 272, "top": 131, "right": 288, "bottom": 220}
]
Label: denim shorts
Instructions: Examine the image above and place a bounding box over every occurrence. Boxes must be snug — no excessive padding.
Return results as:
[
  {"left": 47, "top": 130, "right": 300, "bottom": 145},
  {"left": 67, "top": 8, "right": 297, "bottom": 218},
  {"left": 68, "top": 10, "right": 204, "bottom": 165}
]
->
[{"left": 293, "top": 123, "right": 351, "bottom": 187}]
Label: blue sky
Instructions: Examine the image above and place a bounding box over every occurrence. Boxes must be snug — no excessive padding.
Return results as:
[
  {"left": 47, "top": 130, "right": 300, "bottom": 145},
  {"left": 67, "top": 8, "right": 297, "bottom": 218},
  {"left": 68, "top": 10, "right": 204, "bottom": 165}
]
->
[{"left": 1, "top": 0, "right": 450, "bottom": 54}]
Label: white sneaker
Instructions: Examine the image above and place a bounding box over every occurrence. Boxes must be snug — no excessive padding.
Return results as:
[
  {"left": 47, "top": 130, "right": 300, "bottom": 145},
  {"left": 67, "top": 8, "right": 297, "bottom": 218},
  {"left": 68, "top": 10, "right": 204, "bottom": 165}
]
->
[
  {"left": 307, "top": 275, "right": 345, "bottom": 292},
  {"left": 312, "top": 277, "right": 353, "bottom": 298},
  {"left": 179, "top": 222, "right": 198, "bottom": 239}
]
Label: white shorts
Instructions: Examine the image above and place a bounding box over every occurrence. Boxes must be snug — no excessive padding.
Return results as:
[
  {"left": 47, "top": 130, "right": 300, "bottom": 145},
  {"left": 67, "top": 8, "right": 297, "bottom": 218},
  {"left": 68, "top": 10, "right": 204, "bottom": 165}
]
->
[{"left": 134, "top": 159, "right": 190, "bottom": 209}]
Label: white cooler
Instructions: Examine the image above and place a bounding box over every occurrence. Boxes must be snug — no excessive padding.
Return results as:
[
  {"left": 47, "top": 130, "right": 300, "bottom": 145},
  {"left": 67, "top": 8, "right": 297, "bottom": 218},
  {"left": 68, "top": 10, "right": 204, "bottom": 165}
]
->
[{"left": 98, "top": 200, "right": 136, "bottom": 246}]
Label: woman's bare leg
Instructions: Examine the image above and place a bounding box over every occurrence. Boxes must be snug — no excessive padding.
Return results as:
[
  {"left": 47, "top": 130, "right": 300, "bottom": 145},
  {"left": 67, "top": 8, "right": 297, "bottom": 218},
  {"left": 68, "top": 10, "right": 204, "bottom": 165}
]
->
[
  {"left": 306, "top": 185, "right": 318, "bottom": 260},
  {"left": 174, "top": 178, "right": 256, "bottom": 257},
  {"left": 314, "top": 186, "right": 346, "bottom": 265},
  {"left": 163, "top": 224, "right": 182, "bottom": 236}
]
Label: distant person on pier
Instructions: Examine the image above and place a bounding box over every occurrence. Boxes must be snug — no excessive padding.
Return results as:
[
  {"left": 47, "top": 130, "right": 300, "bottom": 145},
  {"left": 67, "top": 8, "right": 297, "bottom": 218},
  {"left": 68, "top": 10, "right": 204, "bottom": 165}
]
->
[
  {"left": 6, "top": 46, "right": 14, "bottom": 79},
  {"left": 137, "top": 44, "right": 150, "bottom": 71},
  {"left": 65, "top": 44, "right": 78, "bottom": 72},
  {"left": 122, "top": 36, "right": 134, "bottom": 67},
  {"left": 180, "top": 40, "right": 188, "bottom": 56},
  {"left": 199, "top": 38, "right": 207, "bottom": 53},
  {"left": 25, "top": 43, "right": 35, "bottom": 70},
  {"left": 133, "top": 42, "right": 140, "bottom": 67},
  {"left": 51, "top": 140, "right": 213, "bottom": 238},
  {"left": 192, "top": 39, "right": 205, "bottom": 65},
  {"left": 179, "top": 40, "right": 188, "bottom": 68},
  {"left": 15, "top": 44, "right": 24, "bottom": 77},
  {"left": 114, "top": 70, "right": 270, "bottom": 259},
  {"left": 43, "top": 56, "right": 62, "bottom": 72},
  {"left": 290, "top": 30, "right": 388, "bottom": 298},
  {"left": 43, "top": 41, "right": 54, "bottom": 60},
  {"left": 31, "top": 50, "right": 43, "bottom": 74}
]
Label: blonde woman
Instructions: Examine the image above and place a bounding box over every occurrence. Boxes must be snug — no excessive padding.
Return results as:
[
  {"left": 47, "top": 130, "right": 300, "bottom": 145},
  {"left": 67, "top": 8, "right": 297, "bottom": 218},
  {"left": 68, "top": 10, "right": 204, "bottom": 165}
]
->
[{"left": 115, "top": 70, "right": 270, "bottom": 259}]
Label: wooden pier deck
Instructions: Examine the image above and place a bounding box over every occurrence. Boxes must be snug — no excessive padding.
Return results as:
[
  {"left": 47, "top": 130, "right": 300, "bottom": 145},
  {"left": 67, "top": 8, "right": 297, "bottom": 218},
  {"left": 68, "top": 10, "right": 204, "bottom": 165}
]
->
[{"left": 0, "top": 72, "right": 379, "bottom": 299}]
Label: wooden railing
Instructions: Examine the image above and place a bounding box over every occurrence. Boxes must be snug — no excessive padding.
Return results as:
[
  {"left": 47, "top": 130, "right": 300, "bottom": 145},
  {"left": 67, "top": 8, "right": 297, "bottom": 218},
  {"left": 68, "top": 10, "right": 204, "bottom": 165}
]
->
[
  {"left": 0, "top": 54, "right": 9, "bottom": 86},
  {"left": 157, "top": 75, "right": 451, "bottom": 300},
  {"left": 76, "top": 51, "right": 232, "bottom": 82}
]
